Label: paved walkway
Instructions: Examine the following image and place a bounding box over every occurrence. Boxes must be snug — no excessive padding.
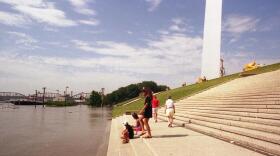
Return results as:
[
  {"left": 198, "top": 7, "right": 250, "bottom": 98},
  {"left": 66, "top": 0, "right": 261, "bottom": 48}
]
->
[{"left": 107, "top": 115, "right": 264, "bottom": 156}]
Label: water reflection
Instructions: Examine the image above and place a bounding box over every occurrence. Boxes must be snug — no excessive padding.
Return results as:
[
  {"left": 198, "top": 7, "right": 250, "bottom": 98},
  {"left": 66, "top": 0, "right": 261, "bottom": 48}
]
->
[{"left": 0, "top": 103, "right": 112, "bottom": 156}]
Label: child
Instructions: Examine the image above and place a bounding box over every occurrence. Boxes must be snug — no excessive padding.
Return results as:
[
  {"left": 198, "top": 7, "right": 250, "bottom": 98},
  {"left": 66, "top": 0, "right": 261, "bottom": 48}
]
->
[
  {"left": 132, "top": 112, "right": 142, "bottom": 134},
  {"left": 121, "top": 122, "right": 134, "bottom": 144}
]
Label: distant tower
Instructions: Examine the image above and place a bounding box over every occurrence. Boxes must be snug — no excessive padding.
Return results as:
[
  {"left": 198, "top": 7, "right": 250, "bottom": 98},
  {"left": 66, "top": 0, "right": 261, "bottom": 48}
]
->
[{"left": 201, "top": 0, "right": 223, "bottom": 79}]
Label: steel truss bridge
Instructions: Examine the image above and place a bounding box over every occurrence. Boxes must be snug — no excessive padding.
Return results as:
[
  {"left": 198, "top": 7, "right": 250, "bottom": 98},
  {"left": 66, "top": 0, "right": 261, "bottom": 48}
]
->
[{"left": 0, "top": 92, "right": 90, "bottom": 102}]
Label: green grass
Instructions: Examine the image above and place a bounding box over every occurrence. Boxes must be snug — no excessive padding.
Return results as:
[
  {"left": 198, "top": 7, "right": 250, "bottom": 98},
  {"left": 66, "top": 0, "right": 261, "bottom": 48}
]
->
[{"left": 112, "top": 62, "right": 280, "bottom": 117}]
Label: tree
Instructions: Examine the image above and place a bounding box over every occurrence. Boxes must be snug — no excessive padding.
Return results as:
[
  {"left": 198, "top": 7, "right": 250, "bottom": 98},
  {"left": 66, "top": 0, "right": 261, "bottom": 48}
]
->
[
  {"left": 103, "top": 81, "right": 169, "bottom": 105},
  {"left": 89, "top": 90, "right": 102, "bottom": 107},
  {"left": 138, "top": 81, "right": 158, "bottom": 92},
  {"left": 156, "top": 85, "right": 169, "bottom": 92},
  {"left": 126, "top": 84, "right": 140, "bottom": 98}
]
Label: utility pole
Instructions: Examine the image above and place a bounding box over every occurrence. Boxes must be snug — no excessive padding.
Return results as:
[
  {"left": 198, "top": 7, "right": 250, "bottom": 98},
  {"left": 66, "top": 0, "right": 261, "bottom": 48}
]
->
[
  {"left": 35, "top": 90, "right": 38, "bottom": 108},
  {"left": 101, "top": 88, "right": 105, "bottom": 107},
  {"left": 65, "top": 86, "right": 69, "bottom": 106},
  {"left": 42, "top": 87, "right": 46, "bottom": 108}
]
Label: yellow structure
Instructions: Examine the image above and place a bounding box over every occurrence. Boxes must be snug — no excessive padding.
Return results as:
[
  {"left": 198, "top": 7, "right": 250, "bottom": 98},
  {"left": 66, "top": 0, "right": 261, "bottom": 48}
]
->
[{"left": 243, "top": 61, "right": 259, "bottom": 71}]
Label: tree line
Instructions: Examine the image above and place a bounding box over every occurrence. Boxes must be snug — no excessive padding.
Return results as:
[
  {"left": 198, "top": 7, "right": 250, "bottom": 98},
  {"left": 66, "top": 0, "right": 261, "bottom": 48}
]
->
[{"left": 89, "top": 81, "right": 169, "bottom": 107}]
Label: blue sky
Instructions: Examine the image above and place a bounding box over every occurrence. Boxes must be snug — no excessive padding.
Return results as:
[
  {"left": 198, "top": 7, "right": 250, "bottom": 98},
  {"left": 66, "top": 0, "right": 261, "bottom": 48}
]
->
[{"left": 0, "top": 0, "right": 279, "bottom": 94}]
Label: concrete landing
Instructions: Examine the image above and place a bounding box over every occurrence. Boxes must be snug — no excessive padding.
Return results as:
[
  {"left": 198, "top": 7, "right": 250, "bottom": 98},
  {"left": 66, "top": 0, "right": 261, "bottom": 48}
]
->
[{"left": 107, "top": 115, "right": 264, "bottom": 156}]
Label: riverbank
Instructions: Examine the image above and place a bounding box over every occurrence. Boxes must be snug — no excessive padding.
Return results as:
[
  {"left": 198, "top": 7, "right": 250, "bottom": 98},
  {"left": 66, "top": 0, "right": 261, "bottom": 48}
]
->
[
  {"left": 45, "top": 101, "right": 77, "bottom": 107},
  {"left": 107, "top": 115, "right": 264, "bottom": 156}
]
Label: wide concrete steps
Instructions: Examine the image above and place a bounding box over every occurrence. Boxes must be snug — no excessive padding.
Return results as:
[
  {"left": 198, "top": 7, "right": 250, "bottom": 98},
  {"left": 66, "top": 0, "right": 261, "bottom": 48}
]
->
[
  {"left": 173, "top": 109, "right": 280, "bottom": 125},
  {"left": 179, "top": 101, "right": 280, "bottom": 105},
  {"left": 158, "top": 70, "right": 280, "bottom": 155},
  {"left": 182, "top": 96, "right": 280, "bottom": 103},
  {"left": 176, "top": 104, "right": 280, "bottom": 109},
  {"left": 158, "top": 113, "right": 280, "bottom": 156},
  {"left": 158, "top": 111, "right": 280, "bottom": 143},
  {"left": 186, "top": 92, "right": 280, "bottom": 102},
  {"left": 175, "top": 106, "right": 280, "bottom": 114},
  {"left": 190, "top": 89, "right": 280, "bottom": 98},
  {"left": 159, "top": 110, "right": 280, "bottom": 135},
  {"left": 185, "top": 93, "right": 280, "bottom": 100}
]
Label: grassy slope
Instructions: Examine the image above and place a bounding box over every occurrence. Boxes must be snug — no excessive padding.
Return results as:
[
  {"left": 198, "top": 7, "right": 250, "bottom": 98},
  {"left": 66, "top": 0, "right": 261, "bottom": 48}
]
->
[{"left": 112, "top": 62, "right": 280, "bottom": 117}]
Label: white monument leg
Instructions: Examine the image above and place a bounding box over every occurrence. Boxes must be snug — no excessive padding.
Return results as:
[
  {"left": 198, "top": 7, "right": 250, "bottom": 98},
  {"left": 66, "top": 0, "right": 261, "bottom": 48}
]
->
[{"left": 201, "top": 0, "right": 223, "bottom": 79}]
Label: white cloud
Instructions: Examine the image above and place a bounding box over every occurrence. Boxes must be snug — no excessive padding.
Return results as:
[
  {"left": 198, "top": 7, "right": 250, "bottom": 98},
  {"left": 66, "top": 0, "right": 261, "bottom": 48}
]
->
[
  {"left": 169, "top": 17, "right": 193, "bottom": 33},
  {"left": 72, "top": 33, "right": 202, "bottom": 75},
  {"left": 79, "top": 19, "right": 99, "bottom": 26},
  {"left": 69, "top": 0, "right": 87, "bottom": 7},
  {"left": 0, "top": 0, "right": 44, "bottom": 7},
  {"left": 71, "top": 40, "right": 138, "bottom": 57},
  {"left": 0, "top": 32, "right": 203, "bottom": 93},
  {"left": 43, "top": 26, "right": 58, "bottom": 32},
  {"left": 76, "top": 8, "right": 96, "bottom": 15},
  {"left": 172, "top": 18, "right": 184, "bottom": 25},
  {"left": 145, "top": 0, "right": 162, "bottom": 12},
  {"left": 7, "top": 31, "right": 39, "bottom": 49},
  {"left": 157, "top": 30, "right": 169, "bottom": 35},
  {"left": 14, "top": 4, "right": 77, "bottom": 27},
  {"left": 0, "top": 11, "right": 29, "bottom": 26},
  {"left": 169, "top": 25, "right": 186, "bottom": 32},
  {"left": 0, "top": 0, "right": 77, "bottom": 27},
  {"left": 44, "top": 41, "right": 69, "bottom": 48},
  {"left": 0, "top": 53, "right": 139, "bottom": 94},
  {"left": 84, "top": 30, "right": 103, "bottom": 34},
  {"left": 69, "top": 0, "right": 96, "bottom": 15},
  {"left": 223, "top": 14, "right": 260, "bottom": 34}
]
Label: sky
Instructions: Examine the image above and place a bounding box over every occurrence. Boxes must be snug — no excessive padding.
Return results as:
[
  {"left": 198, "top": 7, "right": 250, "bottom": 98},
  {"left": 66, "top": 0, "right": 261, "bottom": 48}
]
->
[{"left": 0, "top": 0, "right": 279, "bottom": 95}]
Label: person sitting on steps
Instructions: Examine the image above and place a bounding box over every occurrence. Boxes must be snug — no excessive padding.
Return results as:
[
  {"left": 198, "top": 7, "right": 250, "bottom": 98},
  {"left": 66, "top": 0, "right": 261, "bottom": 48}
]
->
[
  {"left": 132, "top": 112, "right": 142, "bottom": 135},
  {"left": 120, "top": 122, "right": 134, "bottom": 143}
]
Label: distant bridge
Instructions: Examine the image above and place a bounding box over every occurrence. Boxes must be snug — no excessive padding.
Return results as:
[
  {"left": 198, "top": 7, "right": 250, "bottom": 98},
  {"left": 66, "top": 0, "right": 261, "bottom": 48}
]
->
[
  {"left": 0, "top": 91, "right": 91, "bottom": 102},
  {"left": 0, "top": 92, "right": 26, "bottom": 101}
]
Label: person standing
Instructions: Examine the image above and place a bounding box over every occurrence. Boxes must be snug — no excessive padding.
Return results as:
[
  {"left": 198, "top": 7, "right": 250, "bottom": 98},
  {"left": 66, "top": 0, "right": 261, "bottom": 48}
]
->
[
  {"left": 139, "top": 87, "right": 153, "bottom": 138},
  {"left": 152, "top": 95, "right": 159, "bottom": 122},
  {"left": 165, "top": 96, "right": 175, "bottom": 127}
]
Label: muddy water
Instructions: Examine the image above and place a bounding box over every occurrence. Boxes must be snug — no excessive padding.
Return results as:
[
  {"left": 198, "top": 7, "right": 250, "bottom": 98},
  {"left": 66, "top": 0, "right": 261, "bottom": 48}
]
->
[{"left": 0, "top": 103, "right": 111, "bottom": 156}]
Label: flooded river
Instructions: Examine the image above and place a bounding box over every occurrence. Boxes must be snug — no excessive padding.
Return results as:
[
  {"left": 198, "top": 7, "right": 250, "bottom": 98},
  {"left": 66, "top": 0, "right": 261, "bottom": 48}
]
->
[{"left": 0, "top": 103, "right": 111, "bottom": 156}]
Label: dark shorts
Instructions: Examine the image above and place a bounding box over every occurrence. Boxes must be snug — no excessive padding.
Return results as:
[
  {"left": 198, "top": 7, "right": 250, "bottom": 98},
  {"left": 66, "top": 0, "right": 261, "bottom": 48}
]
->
[{"left": 143, "top": 107, "right": 152, "bottom": 118}]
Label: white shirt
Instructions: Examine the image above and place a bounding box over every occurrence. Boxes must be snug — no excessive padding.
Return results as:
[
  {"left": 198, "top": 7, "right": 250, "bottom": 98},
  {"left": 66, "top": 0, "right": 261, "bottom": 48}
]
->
[{"left": 165, "top": 99, "right": 174, "bottom": 108}]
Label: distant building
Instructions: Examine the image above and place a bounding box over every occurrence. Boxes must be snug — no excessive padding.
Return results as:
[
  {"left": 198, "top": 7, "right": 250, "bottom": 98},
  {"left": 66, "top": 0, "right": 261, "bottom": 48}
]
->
[{"left": 53, "top": 96, "right": 65, "bottom": 102}]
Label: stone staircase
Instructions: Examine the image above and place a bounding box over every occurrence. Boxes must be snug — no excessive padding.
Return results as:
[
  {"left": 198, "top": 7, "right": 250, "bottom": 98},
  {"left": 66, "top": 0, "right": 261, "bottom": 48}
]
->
[{"left": 158, "top": 70, "right": 280, "bottom": 156}]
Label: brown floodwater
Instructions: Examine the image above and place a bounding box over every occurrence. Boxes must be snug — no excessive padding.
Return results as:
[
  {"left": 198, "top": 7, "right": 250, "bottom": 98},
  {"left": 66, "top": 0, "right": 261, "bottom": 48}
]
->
[{"left": 0, "top": 103, "right": 111, "bottom": 156}]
